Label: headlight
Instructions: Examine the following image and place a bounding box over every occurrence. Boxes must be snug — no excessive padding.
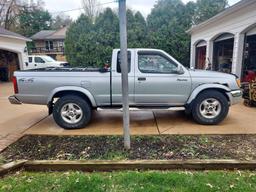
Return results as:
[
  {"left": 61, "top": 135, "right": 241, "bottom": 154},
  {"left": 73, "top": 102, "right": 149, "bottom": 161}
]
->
[{"left": 236, "top": 78, "right": 241, "bottom": 88}]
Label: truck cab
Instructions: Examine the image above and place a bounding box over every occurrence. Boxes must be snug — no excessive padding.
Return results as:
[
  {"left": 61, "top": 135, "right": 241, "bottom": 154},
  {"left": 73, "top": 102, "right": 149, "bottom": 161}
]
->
[
  {"left": 25, "top": 55, "right": 69, "bottom": 69},
  {"left": 111, "top": 49, "right": 192, "bottom": 106}
]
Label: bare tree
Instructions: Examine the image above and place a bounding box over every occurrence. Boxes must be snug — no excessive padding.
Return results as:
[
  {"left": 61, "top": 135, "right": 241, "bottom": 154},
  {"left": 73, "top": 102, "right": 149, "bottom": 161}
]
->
[
  {"left": 81, "top": 0, "right": 101, "bottom": 23},
  {"left": 51, "top": 14, "right": 72, "bottom": 29},
  {"left": 0, "top": 0, "right": 44, "bottom": 29},
  {"left": 0, "top": 0, "right": 20, "bottom": 29}
]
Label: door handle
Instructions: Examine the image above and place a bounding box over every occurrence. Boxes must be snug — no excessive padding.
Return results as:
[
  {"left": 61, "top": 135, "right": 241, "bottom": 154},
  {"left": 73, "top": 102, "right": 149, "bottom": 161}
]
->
[{"left": 138, "top": 77, "right": 146, "bottom": 81}]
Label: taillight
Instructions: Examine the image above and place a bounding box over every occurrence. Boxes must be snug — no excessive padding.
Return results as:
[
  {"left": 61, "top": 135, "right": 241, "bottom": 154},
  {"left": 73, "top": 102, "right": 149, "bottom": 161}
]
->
[{"left": 12, "top": 76, "right": 18, "bottom": 94}]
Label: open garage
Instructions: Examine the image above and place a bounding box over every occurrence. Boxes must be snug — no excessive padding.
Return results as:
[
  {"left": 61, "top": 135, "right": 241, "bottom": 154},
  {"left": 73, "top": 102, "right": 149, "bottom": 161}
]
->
[
  {"left": 189, "top": 0, "right": 256, "bottom": 79},
  {"left": 213, "top": 33, "right": 234, "bottom": 73},
  {"left": 0, "top": 27, "right": 30, "bottom": 82},
  {"left": 243, "top": 27, "right": 256, "bottom": 81}
]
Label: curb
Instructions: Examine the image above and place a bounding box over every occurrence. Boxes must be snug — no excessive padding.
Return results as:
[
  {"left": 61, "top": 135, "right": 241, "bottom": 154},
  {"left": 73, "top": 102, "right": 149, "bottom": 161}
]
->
[{"left": 1, "top": 159, "right": 256, "bottom": 177}]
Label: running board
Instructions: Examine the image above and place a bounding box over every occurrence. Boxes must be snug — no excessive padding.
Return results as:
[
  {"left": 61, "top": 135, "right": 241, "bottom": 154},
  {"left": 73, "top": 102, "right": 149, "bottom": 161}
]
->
[{"left": 97, "top": 107, "right": 185, "bottom": 111}]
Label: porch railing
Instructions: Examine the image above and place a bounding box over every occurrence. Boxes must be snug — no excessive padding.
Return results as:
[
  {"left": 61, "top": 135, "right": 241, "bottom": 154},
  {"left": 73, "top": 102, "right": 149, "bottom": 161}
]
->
[{"left": 29, "top": 47, "right": 65, "bottom": 54}]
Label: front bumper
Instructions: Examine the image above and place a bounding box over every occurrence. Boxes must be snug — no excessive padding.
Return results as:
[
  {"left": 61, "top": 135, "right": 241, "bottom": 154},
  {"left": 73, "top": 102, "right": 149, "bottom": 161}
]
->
[
  {"left": 8, "top": 95, "right": 22, "bottom": 105},
  {"left": 227, "top": 90, "right": 243, "bottom": 105}
]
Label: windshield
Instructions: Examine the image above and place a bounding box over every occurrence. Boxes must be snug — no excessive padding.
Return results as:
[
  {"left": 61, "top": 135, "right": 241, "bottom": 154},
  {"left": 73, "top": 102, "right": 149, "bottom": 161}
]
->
[{"left": 42, "top": 56, "right": 56, "bottom": 62}]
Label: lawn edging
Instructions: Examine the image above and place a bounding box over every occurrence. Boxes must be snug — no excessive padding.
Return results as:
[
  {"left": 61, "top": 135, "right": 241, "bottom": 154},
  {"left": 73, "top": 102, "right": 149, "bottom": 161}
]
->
[
  {"left": 23, "top": 160, "right": 256, "bottom": 172},
  {"left": 0, "top": 160, "right": 27, "bottom": 177},
  {"left": 1, "top": 159, "right": 256, "bottom": 177}
]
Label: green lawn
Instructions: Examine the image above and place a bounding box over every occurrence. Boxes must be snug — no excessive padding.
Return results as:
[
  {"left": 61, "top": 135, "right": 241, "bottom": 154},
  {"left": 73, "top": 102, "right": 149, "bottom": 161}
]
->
[{"left": 0, "top": 171, "right": 256, "bottom": 192}]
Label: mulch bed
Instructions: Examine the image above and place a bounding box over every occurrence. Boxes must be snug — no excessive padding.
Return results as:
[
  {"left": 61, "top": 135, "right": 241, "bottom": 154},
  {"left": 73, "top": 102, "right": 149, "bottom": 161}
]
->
[{"left": 1, "top": 135, "right": 256, "bottom": 162}]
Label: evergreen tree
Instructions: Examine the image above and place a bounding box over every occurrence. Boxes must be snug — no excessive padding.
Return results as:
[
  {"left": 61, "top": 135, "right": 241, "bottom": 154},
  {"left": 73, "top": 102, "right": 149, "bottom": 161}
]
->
[
  {"left": 193, "top": 0, "right": 228, "bottom": 24},
  {"left": 65, "top": 8, "right": 119, "bottom": 67},
  {"left": 65, "top": 0, "right": 229, "bottom": 67},
  {"left": 94, "top": 8, "right": 119, "bottom": 65},
  {"left": 147, "top": 0, "right": 191, "bottom": 66},
  {"left": 127, "top": 10, "right": 148, "bottom": 48},
  {"left": 65, "top": 14, "right": 94, "bottom": 66},
  {"left": 18, "top": 8, "right": 52, "bottom": 37}
]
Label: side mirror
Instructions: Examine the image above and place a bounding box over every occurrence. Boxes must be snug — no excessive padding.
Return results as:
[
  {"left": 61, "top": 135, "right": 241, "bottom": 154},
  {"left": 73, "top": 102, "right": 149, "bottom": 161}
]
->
[{"left": 174, "top": 66, "right": 184, "bottom": 75}]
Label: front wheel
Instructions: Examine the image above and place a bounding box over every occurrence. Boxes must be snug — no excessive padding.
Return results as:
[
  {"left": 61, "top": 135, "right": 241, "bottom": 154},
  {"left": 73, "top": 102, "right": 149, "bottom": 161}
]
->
[
  {"left": 53, "top": 95, "right": 92, "bottom": 129},
  {"left": 192, "top": 90, "right": 229, "bottom": 125}
]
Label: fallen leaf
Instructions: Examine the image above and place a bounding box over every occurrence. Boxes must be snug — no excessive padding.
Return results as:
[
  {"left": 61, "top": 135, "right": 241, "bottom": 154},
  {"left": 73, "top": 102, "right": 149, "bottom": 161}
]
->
[{"left": 206, "top": 183, "right": 213, "bottom": 188}]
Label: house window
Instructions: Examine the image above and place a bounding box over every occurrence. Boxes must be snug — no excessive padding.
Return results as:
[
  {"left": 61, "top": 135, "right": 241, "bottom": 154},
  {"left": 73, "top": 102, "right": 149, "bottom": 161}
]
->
[
  {"left": 45, "top": 41, "right": 53, "bottom": 50},
  {"left": 57, "top": 40, "right": 64, "bottom": 47}
]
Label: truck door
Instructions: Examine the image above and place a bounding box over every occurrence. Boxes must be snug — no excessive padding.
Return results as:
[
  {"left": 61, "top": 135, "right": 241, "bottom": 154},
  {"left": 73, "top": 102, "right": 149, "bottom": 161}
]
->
[
  {"left": 134, "top": 50, "right": 191, "bottom": 106},
  {"left": 34, "top": 56, "right": 46, "bottom": 68},
  {"left": 111, "top": 50, "right": 135, "bottom": 105},
  {"left": 26, "top": 56, "right": 33, "bottom": 69}
]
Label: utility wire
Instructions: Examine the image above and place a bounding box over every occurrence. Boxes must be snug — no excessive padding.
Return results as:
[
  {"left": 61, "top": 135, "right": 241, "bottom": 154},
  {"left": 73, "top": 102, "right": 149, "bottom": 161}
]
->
[{"left": 51, "top": 0, "right": 118, "bottom": 14}]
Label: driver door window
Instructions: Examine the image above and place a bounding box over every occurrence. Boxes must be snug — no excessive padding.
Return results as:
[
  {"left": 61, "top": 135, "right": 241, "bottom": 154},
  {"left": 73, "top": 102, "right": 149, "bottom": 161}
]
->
[
  {"left": 138, "top": 53, "right": 178, "bottom": 73},
  {"left": 35, "top": 57, "right": 45, "bottom": 63},
  {"left": 135, "top": 51, "right": 190, "bottom": 105},
  {"left": 34, "top": 57, "right": 45, "bottom": 68}
]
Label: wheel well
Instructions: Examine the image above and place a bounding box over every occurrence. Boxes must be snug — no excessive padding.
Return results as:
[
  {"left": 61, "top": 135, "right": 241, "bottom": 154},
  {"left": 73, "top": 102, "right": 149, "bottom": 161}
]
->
[
  {"left": 199, "top": 88, "right": 230, "bottom": 102},
  {"left": 51, "top": 90, "right": 93, "bottom": 108},
  {"left": 186, "top": 88, "right": 230, "bottom": 112}
]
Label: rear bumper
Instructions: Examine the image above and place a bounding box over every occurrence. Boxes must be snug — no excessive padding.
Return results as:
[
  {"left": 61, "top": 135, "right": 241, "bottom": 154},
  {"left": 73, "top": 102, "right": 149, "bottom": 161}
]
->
[
  {"left": 8, "top": 95, "right": 22, "bottom": 105},
  {"left": 227, "top": 90, "right": 243, "bottom": 105}
]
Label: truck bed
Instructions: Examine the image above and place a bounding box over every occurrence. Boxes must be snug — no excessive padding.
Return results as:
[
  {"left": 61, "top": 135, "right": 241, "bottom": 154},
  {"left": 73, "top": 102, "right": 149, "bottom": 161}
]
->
[
  {"left": 14, "top": 67, "right": 111, "bottom": 106},
  {"left": 23, "top": 67, "right": 109, "bottom": 72}
]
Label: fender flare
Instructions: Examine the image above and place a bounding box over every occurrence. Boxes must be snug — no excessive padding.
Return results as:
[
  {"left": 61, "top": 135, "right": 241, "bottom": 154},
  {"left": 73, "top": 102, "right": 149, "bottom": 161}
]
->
[
  {"left": 186, "top": 84, "right": 231, "bottom": 105},
  {"left": 47, "top": 86, "right": 97, "bottom": 107}
]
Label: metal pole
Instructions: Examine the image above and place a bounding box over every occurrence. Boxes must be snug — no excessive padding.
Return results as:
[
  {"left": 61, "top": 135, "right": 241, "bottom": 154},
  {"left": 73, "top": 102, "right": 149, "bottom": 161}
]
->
[{"left": 118, "top": 0, "right": 130, "bottom": 149}]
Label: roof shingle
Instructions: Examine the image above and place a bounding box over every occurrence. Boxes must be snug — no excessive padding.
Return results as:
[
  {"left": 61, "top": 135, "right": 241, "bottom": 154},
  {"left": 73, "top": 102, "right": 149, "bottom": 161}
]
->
[
  {"left": 0, "top": 27, "right": 31, "bottom": 41},
  {"left": 30, "top": 30, "right": 56, "bottom": 40}
]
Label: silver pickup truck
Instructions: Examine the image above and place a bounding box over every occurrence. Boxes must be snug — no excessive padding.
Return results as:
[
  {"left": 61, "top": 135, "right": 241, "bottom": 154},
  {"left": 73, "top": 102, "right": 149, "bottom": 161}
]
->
[{"left": 9, "top": 49, "right": 242, "bottom": 129}]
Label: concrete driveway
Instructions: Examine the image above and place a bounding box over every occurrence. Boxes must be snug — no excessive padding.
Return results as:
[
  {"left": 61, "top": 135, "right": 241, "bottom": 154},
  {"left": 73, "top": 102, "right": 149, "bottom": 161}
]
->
[
  {"left": 0, "top": 83, "right": 47, "bottom": 151},
  {"left": 26, "top": 103, "right": 256, "bottom": 135},
  {"left": 1, "top": 82, "right": 256, "bottom": 151}
]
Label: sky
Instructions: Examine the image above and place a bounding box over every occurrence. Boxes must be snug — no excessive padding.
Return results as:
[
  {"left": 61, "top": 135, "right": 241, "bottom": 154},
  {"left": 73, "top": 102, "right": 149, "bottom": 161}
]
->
[{"left": 44, "top": 0, "right": 241, "bottom": 20}]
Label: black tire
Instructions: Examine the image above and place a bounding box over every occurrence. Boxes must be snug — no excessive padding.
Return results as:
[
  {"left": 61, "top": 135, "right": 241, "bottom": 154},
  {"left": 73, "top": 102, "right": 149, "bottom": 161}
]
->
[
  {"left": 184, "top": 104, "right": 192, "bottom": 116},
  {"left": 53, "top": 95, "right": 92, "bottom": 129},
  {"left": 192, "top": 90, "right": 229, "bottom": 125}
]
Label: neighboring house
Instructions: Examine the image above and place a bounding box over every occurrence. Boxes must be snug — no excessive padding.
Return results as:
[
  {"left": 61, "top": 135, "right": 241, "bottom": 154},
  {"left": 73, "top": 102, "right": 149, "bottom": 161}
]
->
[
  {"left": 188, "top": 0, "right": 256, "bottom": 80},
  {"left": 0, "top": 27, "right": 31, "bottom": 81},
  {"left": 30, "top": 26, "right": 68, "bottom": 61}
]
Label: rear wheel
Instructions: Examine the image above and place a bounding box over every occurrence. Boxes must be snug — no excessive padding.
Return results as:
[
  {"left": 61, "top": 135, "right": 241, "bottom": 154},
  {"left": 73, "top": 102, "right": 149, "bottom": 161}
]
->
[
  {"left": 192, "top": 90, "right": 229, "bottom": 125},
  {"left": 53, "top": 95, "right": 92, "bottom": 129}
]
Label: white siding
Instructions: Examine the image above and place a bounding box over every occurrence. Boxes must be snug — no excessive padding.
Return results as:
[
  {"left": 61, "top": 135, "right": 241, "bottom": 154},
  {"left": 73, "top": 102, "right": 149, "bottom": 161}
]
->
[
  {"left": 190, "top": 1, "right": 256, "bottom": 77},
  {"left": 0, "top": 36, "right": 29, "bottom": 70}
]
